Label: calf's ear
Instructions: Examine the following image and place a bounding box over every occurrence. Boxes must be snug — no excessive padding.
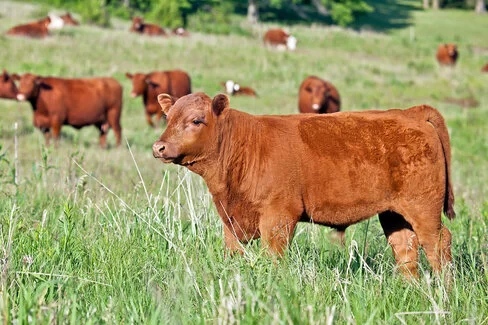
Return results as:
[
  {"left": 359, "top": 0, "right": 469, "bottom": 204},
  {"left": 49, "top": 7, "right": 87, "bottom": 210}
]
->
[
  {"left": 158, "top": 94, "right": 175, "bottom": 116},
  {"left": 125, "top": 73, "right": 133, "bottom": 79},
  {"left": 11, "top": 73, "right": 20, "bottom": 81},
  {"left": 212, "top": 94, "right": 229, "bottom": 116}
]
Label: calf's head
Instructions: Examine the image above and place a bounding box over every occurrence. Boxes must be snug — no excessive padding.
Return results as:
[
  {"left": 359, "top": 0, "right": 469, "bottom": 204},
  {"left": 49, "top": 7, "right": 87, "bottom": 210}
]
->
[
  {"left": 61, "top": 12, "right": 79, "bottom": 26},
  {"left": 131, "top": 17, "right": 144, "bottom": 31},
  {"left": 126, "top": 72, "right": 158, "bottom": 97},
  {"left": 153, "top": 93, "right": 229, "bottom": 167},
  {"left": 15, "top": 73, "right": 49, "bottom": 101},
  {"left": 303, "top": 78, "right": 330, "bottom": 111},
  {"left": 444, "top": 43, "right": 458, "bottom": 58},
  {"left": 0, "top": 70, "right": 19, "bottom": 99}
]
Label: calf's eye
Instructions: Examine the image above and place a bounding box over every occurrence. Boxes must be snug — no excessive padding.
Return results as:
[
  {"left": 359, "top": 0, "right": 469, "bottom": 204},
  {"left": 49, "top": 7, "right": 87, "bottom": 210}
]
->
[{"left": 193, "top": 120, "right": 202, "bottom": 125}]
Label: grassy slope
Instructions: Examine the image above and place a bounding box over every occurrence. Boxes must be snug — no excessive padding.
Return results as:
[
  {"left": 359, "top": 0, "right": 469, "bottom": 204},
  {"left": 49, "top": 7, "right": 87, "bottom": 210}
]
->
[{"left": 0, "top": 1, "right": 487, "bottom": 323}]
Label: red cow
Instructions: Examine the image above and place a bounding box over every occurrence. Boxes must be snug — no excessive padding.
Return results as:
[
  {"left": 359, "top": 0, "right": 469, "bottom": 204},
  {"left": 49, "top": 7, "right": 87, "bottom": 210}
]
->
[
  {"left": 6, "top": 17, "right": 51, "bottom": 38},
  {"left": 126, "top": 70, "right": 191, "bottom": 127},
  {"left": 15, "top": 73, "right": 122, "bottom": 147},
  {"left": 60, "top": 12, "right": 79, "bottom": 26},
  {"left": 153, "top": 93, "right": 455, "bottom": 279},
  {"left": 436, "top": 44, "right": 458, "bottom": 66},
  {"left": 299, "top": 76, "right": 340, "bottom": 114},
  {"left": 0, "top": 70, "right": 18, "bottom": 100},
  {"left": 482, "top": 63, "right": 488, "bottom": 72},
  {"left": 222, "top": 80, "right": 257, "bottom": 97},
  {"left": 130, "top": 17, "right": 166, "bottom": 36},
  {"left": 263, "top": 28, "right": 297, "bottom": 51}
]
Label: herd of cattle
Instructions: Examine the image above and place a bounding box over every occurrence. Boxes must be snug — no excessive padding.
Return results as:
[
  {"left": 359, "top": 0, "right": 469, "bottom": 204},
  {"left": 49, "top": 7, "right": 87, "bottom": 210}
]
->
[{"left": 2, "top": 9, "right": 486, "bottom": 277}]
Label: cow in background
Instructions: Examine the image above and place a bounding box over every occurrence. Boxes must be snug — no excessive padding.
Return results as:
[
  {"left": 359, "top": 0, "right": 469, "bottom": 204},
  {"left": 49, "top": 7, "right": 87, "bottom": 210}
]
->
[
  {"left": 298, "top": 76, "right": 340, "bottom": 114},
  {"left": 0, "top": 70, "right": 18, "bottom": 100},
  {"left": 126, "top": 70, "right": 191, "bottom": 127},
  {"left": 222, "top": 80, "right": 257, "bottom": 97},
  {"left": 436, "top": 44, "right": 458, "bottom": 66},
  {"left": 263, "top": 28, "right": 297, "bottom": 51},
  {"left": 14, "top": 73, "right": 122, "bottom": 147},
  {"left": 130, "top": 17, "right": 166, "bottom": 36},
  {"left": 6, "top": 17, "right": 51, "bottom": 38},
  {"left": 481, "top": 63, "right": 488, "bottom": 72},
  {"left": 61, "top": 12, "right": 80, "bottom": 26}
]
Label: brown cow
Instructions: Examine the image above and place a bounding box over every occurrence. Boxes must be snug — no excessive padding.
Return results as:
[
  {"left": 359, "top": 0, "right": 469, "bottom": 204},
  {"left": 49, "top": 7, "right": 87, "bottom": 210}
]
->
[
  {"left": 263, "top": 28, "right": 297, "bottom": 51},
  {"left": 436, "top": 44, "right": 458, "bottom": 66},
  {"left": 482, "top": 63, "right": 488, "bottom": 72},
  {"left": 222, "top": 80, "right": 257, "bottom": 97},
  {"left": 299, "top": 76, "right": 340, "bottom": 114},
  {"left": 60, "top": 12, "right": 79, "bottom": 26},
  {"left": 6, "top": 17, "right": 51, "bottom": 38},
  {"left": 14, "top": 73, "right": 122, "bottom": 147},
  {"left": 126, "top": 70, "right": 191, "bottom": 127},
  {"left": 0, "top": 70, "right": 18, "bottom": 100},
  {"left": 153, "top": 93, "right": 455, "bottom": 278},
  {"left": 130, "top": 17, "right": 166, "bottom": 36}
]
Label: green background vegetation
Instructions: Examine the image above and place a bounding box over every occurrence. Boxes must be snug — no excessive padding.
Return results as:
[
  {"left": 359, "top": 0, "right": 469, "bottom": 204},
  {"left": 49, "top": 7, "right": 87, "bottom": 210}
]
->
[{"left": 0, "top": 0, "right": 487, "bottom": 323}]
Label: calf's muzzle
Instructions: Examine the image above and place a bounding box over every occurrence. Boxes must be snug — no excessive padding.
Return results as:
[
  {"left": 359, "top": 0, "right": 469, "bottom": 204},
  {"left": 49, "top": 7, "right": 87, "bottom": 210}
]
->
[{"left": 152, "top": 141, "right": 165, "bottom": 158}]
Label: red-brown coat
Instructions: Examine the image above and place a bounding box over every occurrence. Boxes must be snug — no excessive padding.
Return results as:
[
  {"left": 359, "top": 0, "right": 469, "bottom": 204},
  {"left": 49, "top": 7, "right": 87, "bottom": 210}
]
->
[
  {"left": 14, "top": 73, "right": 122, "bottom": 147},
  {"left": 153, "top": 93, "right": 455, "bottom": 279},
  {"left": 0, "top": 70, "right": 18, "bottom": 100},
  {"left": 126, "top": 70, "right": 191, "bottom": 127},
  {"left": 60, "top": 12, "right": 79, "bottom": 26},
  {"left": 222, "top": 80, "right": 257, "bottom": 97},
  {"left": 6, "top": 17, "right": 51, "bottom": 38},
  {"left": 263, "top": 28, "right": 297, "bottom": 51},
  {"left": 436, "top": 44, "right": 458, "bottom": 66},
  {"left": 482, "top": 63, "right": 488, "bottom": 72},
  {"left": 299, "top": 76, "right": 340, "bottom": 114},
  {"left": 130, "top": 17, "right": 166, "bottom": 36}
]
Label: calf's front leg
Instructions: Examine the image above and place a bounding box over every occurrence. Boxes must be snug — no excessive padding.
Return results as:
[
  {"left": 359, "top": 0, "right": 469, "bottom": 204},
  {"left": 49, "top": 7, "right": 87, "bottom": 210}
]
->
[{"left": 259, "top": 211, "right": 298, "bottom": 256}]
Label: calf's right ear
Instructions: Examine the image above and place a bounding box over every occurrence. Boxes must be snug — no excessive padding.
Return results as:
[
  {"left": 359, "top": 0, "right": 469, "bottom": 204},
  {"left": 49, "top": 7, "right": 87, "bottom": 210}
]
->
[
  {"left": 158, "top": 94, "right": 175, "bottom": 116},
  {"left": 11, "top": 73, "right": 20, "bottom": 81},
  {"left": 212, "top": 94, "right": 229, "bottom": 116},
  {"left": 125, "top": 73, "right": 133, "bottom": 79}
]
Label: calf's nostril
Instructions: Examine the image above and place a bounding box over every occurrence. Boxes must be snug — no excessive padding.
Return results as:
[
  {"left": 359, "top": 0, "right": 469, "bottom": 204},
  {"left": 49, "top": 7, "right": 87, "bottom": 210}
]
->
[{"left": 159, "top": 145, "right": 165, "bottom": 152}]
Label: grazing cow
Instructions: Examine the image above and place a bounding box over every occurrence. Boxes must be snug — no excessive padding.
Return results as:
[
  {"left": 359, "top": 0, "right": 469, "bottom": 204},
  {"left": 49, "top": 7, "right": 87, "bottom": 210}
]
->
[
  {"left": 0, "top": 70, "right": 18, "bottom": 100},
  {"left": 263, "top": 28, "right": 297, "bottom": 51},
  {"left": 60, "top": 12, "right": 79, "bottom": 26},
  {"left": 126, "top": 70, "right": 191, "bottom": 127},
  {"left": 153, "top": 93, "right": 455, "bottom": 278},
  {"left": 172, "top": 27, "right": 190, "bottom": 37},
  {"left": 14, "top": 73, "right": 122, "bottom": 147},
  {"left": 130, "top": 16, "right": 166, "bottom": 36},
  {"left": 436, "top": 44, "right": 458, "bottom": 66},
  {"left": 222, "top": 80, "right": 257, "bottom": 97},
  {"left": 299, "top": 76, "right": 340, "bottom": 114},
  {"left": 482, "top": 63, "right": 488, "bottom": 72},
  {"left": 6, "top": 17, "right": 51, "bottom": 38}
]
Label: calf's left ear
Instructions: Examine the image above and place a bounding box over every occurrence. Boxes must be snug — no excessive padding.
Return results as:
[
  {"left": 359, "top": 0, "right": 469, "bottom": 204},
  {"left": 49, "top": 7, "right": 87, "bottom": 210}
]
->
[
  {"left": 158, "top": 93, "right": 175, "bottom": 116},
  {"left": 212, "top": 94, "right": 229, "bottom": 116}
]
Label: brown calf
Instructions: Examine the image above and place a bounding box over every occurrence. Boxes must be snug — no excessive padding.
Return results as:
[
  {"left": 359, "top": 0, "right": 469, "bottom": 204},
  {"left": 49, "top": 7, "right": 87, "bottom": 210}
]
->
[
  {"left": 482, "top": 63, "right": 488, "bottom": 72},
  {"left": 15, "top": 74, "right": 122, "bottom": 147},
  {"left": 222, "top": 80, "right": 257, "bottom": 97},
  {"left": 6, "top": 17, "right": 51, "bottom": 38},
  {"left": 126, "top": 70, "right": 191, "bottom": 127},
  {"left": 436, "top": 44, "right": 458, "bottom": 66},
  {"left": 0, "top": 70, "right": 18, "bottom": 100},
  {"left": 130, "top": 17, "right": 166, "bottom": 36},
  {"left": 61, "top": 12, "right": 79, "bottom": 26},
  {"left": 263, "top": 28, "right": 297, "bottom": 51},
  {"left": 153, "top": 93, "right": 455, "bottom": 278},
  {"left": 299, "top": 76, "right": 340, "bottom": 114}
]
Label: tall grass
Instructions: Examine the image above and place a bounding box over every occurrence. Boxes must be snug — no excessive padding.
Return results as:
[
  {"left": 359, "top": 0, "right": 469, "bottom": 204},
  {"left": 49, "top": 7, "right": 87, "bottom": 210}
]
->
[{"left": 0, "top": 0, "right": 487, "bottom": 323}]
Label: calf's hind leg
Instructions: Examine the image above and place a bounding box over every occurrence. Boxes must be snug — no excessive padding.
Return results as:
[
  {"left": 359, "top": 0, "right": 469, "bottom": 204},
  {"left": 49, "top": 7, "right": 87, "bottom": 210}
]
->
[
  {"left": 379, "top": 211, "right": 420, "bottom": 278},
  {"left": 107, "top": 108, "right": 122, "bottom": 147}
]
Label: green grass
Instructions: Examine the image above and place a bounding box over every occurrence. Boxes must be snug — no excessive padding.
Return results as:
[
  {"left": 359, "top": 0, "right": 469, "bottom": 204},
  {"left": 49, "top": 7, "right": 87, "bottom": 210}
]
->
[{"left": 1, "top": 1, "right": 488, "bottom": 323}]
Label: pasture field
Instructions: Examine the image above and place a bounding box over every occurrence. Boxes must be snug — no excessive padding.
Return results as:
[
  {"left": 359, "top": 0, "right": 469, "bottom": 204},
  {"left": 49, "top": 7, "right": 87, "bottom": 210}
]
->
[{"left": 1, "top": 1, "right": 488, "bottom": 323}]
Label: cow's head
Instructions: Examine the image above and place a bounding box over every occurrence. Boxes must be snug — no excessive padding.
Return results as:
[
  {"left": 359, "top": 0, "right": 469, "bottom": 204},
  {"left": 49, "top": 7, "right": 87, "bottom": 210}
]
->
[
  {"left": 61, "top": 12, "right": 79, "bottom": 26},
  {"left": 126, "top": 72, "right": 159, "bottom": 98},
  {"left": 131, "top": 17, "right": 144, "bottom": 31},
  {"left": 0, "top": 70, "right": 19, "bottom": 100},
  {"left": 224, "top": 80, "right": 240, "bottom": 95},
  {"left": 303, "top": 77, "right": 330, "bottom": 111},
  {"left": 153, "top": 93, "right": 228, "bottom": 168},
  {"left": 15, "top": 73, "right": 50, "bottom": 101},
  {"left": 445, "top": 43, "right": 458, "bottom": 57}
]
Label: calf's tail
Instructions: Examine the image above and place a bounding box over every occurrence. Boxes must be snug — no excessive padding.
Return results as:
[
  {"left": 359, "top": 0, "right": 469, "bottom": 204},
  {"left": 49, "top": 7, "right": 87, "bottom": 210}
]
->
[{"left": 406, "top": 105, "right": 456, "bottom": 219}]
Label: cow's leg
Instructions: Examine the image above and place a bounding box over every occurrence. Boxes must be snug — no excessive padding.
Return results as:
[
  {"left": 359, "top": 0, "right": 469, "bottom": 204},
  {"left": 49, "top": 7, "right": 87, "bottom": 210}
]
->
[
  {"left": 97, "top": 124, "right": 108, "bottom": 149},
  {"left": 41, "top": 128, "right": 51, "bottom": 146},
  {"left": 330, "top": 227, "right": 346, "bottom": 246},
  {"left": 107, "top": 108, "right": 122, "bottom": 147},
  {"left": 145, "top": 112, "right": 155, "bottom": 128},
  {"left": 223, "top": 225, "right": 244, "bottom": 256},
  {"left": 259, "top": 212, "right": 298, "bottom": 256},
  {"left": 379, "top": 211, "right": 419, "bottom": 278},
  {"left": 51, "top": 120, "right": 62, "bottom": 147}
]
